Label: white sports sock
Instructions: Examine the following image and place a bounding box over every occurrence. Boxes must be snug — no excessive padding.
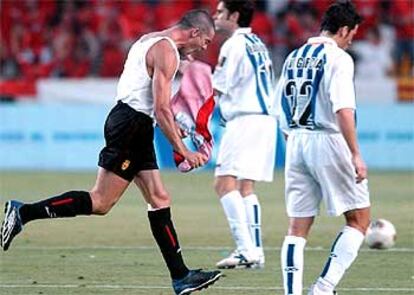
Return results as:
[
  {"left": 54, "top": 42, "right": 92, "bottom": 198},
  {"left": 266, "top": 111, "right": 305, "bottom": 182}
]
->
[
  {"left": 317, "top": 225, "right": 365, "bottom": 291},
  {"left": 243, "top": 194, "right": 264, "bottom": 258},
  {"left": 220, "top": 190, "right": 255, "bottom": 255},
  {"left": 281, "top": 235, "right": 307, "bottom": 295}
]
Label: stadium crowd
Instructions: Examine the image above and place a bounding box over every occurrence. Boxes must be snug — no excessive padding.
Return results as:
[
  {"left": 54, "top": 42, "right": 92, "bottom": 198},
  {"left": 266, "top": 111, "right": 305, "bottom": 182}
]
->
[{"left": 1, "top": 0, "right": 413, "bottom": 81}]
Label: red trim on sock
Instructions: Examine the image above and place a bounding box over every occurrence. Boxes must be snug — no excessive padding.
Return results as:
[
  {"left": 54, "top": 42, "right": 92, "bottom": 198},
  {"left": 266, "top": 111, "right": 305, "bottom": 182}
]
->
[
  {"left": 51, "top": 198, "right": 73, "bottom": 206},
  {"left": 165, "top": 225, "right": 177, "bottom": 248}
]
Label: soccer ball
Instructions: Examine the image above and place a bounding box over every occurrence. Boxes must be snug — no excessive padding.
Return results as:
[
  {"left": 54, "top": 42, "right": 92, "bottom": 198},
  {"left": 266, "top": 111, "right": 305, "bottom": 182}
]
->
[{"left": 365, "top": 219, "right": 396, "bottom": 249}]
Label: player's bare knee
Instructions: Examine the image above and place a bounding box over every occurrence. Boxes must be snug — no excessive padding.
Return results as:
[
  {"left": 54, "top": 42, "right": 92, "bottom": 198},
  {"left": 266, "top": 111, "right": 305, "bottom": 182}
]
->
[
  {"left": 345, "top": 208, "right": 371, "bottom": 234},
  {"left": 346, "top": 219, "right": 370, "bottom": 234},
  {"left": 214, "top": 180, "right": 225, "bottom": 196},
  {"left": 239, "top": 188, "right": 254, "bottom": 197},
  {"left": 214, "top": 179, "right": 234, "bottom": 197},
  {"left": 90, "top": 191, "right": 112, "bottom": 215},
  {"left": 149, "top": 190, "right": 171, "bottom": 209},
  {"left": 288, "top": 218, "right": 314, "bottom": 238},
  {"left": 239, "top": 180, "right": 254, "bottom": 197}
]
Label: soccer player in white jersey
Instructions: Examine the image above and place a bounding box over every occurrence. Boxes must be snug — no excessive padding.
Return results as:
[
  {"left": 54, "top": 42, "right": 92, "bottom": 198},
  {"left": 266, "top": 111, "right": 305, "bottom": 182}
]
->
[
  {"left": 276, "top": 2, "right": 371, "bottom": 294},
  {"left": 0, "top": 10, "right": 222, "bottom": 295},
  {"left": 212, "top": 0, "right": 278, "bottom": 269}
]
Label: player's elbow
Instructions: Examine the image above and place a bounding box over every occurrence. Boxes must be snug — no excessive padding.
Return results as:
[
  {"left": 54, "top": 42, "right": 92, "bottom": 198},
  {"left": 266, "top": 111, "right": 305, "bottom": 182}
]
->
[{"left": 154, "top": 105, "right": 171, "bottom": 123}]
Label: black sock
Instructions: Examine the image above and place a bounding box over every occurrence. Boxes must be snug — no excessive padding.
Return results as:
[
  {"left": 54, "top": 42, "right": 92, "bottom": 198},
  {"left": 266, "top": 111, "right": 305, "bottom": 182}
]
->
[
  {"left": 148, "top": 207, "right": 189, "bottom": 280},
  {"left": 19, "top": 191, "right": 92, "bottom": 225}
]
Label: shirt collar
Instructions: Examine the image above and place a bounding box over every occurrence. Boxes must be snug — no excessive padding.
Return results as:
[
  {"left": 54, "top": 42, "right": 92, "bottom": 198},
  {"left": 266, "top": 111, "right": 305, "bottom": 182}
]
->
[
  {"left": 233, "top": 27, "right": 252, "bottom": 36},
  {"left": 307, "top": 36, "right": 338, "bottom": 47}
]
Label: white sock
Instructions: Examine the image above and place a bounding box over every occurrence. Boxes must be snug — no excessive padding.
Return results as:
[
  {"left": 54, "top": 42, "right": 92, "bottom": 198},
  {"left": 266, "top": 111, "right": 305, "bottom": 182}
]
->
[
  {"left": 317, "top": 226, "right": 364, "bottom": 291},
  {"left": 243, "top": 194, "right": 264, "bottom": 259},
  {"left": 281, "top": 235, "right": 307, "bottom": 295},
  {"left": 220, "top": 190, "right": 255, "bottom": 255}
]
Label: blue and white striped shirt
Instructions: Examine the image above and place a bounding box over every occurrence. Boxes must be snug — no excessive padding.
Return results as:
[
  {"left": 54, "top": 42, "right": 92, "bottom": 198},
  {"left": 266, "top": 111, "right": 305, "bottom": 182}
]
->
[
  {"left": 276, "top": 36, "right": 356, "bottom": 133},
  {"left": 213, "top": 28, "right": 276, "bottom": 122}
]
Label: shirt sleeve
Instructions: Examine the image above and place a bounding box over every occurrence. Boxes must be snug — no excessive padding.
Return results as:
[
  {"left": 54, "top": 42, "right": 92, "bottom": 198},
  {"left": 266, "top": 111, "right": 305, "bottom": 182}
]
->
[
  {"left": 330, "top": 53, "right": 356, "bottom": 112},
  {"left": 212, "top": 38, "right": 244, "bottom": 95}
]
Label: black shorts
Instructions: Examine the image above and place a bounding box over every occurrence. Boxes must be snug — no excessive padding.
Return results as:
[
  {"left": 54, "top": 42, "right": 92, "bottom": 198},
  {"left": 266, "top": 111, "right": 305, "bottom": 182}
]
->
[{"left": 98, "top": 101, "right": 158, "bottom": 181}]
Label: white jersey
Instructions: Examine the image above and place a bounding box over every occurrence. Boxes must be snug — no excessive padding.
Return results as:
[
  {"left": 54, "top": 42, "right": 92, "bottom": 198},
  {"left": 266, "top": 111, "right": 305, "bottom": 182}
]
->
[
  {"left": 276, "top": 36, "right": 356, "bottom": 133},
  {"left": 213, "top": 28, "right": 276, "bottom": 122},
  {"left": 115, "top": 36, "right": 180, "bottom": 118}
]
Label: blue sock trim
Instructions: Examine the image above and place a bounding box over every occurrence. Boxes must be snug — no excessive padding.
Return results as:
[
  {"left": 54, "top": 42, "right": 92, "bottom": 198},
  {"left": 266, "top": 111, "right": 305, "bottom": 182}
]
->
[
  {"left": 255, "top": 228, "right": 261, "bottom": 247},
  {"left": 320, "top": 231, "right": 343, "bottom": 278},
  {"left": 287, "top": 244, "right": 295, "bottom": 294},
  {"left": 253, "top": 204, "right": 261, "bottom": 247}
]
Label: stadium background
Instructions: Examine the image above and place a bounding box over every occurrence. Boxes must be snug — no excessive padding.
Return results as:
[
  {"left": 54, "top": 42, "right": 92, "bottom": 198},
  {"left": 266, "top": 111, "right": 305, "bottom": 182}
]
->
[
  {"left": 0, "top": 1, "right": 413, "bottom": 295},
  {"left": 0, "top": 0, "right": 413, "bottom": 171}
]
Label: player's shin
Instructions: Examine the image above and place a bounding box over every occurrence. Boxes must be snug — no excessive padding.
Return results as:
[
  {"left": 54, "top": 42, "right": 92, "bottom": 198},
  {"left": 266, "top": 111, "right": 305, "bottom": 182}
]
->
[
  {"left": 316, "top": 226, "right": 364, "bottom": 291},
  {"left": 243, "top": 194, "right": 264, "bottom": 261},
  {"left": 148, "top": 207, "right": 189, "bottom": 280},
  {"left": 220, "top": 190, "right": 255, "bottom": 255},
  {"left": 281, "top": 236, "right": 306, "bottom": 295},
  {"left": 19, "top": 191, "right": 92, "bottom": 224}
]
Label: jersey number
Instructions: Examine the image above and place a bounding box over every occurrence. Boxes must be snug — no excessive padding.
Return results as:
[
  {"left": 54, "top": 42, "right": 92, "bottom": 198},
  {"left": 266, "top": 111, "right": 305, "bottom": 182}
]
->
[{"left": 284, "top": 79, "right": 314, "bottom": 128}]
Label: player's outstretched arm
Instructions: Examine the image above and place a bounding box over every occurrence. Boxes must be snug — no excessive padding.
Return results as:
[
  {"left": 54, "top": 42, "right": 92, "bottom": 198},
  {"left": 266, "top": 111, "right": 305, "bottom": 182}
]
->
[
  {"left": 336, "top": 108, "right": 367, "bottom": 183},
  {"left": 151, "top": 40, "right": 206, "bottom": 168}
]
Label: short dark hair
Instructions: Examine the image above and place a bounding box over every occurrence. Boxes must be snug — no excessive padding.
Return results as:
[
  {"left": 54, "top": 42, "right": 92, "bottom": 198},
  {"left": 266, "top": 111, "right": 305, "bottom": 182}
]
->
[
  {"left": 221, "top": 0, "right": 254, "bottom": 27},
  {"left": 178, "top": 9, "right": 215, "bottom": 33},
  {"left": 320, "top": 1, "right": 362, "bottom": 34}
]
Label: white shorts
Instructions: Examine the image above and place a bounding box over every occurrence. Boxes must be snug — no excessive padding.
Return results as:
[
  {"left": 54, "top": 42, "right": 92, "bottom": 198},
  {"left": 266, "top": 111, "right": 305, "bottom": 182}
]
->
[
  {"left": 215, "top": 114, "right": 277, "bottom": 182},
  {"left": 285, "top": 131, "right": 370, "bottom": 217}
]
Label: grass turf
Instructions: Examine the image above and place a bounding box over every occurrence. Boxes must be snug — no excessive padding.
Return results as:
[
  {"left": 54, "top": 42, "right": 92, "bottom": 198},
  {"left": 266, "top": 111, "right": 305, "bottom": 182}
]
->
[{"left": 0, "top": 171, "right": 413, "bottom": 295}]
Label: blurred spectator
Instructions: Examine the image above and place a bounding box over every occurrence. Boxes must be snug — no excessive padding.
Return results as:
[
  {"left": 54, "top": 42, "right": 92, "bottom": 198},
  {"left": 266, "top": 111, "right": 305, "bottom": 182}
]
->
[
  {"left": 389, "top": 1, "right": 414, "bottom": 77},
  {"left": 153, "top": 0, "right": 193, "bottom": 31},
  {"left": 353, "top": 0, "right": 381, "bottom": 40},
  {"left": 119, "top": 1, "right": 153, "bottom": 47},
  {"left": 251, "top": 1, "right": 274, "bottom": 45},
  {"left": 1, "top": 0, "right": 413, "bottom": 81},
  {"left": 353, "top": 26, "right": 393, "bottom": 79},
  {"left": 0, "top": 44, "right": 20, "bottom": 79}
]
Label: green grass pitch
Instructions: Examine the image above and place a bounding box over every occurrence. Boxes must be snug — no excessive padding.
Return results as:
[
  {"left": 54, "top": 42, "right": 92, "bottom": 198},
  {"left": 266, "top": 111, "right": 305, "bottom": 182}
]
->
[{"left": 0, "top": 171, "right": 413, "bottom": 295}]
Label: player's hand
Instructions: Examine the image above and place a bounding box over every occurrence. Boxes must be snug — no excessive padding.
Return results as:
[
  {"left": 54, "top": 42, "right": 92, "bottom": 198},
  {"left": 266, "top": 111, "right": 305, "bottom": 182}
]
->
[
  {"left": 352, "top": 154, "right": 367, "bottom": 183},
  {"left": 183, "top": 151, "right": 207, "bottom": 169}
]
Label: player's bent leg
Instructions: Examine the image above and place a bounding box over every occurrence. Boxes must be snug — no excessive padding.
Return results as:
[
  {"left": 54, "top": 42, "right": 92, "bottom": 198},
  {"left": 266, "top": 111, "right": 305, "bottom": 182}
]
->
[
  {"left": 135, "top": 170, "right": 188, "bottom": 278},
  {"left": 281, "top": 217, "right": 313, "bottom": 295},
  {"left": 135, "top": 170, "right": 222, "bottom": 294},
  {"left": 0, "top": 168, "right": 129, "bottom": 251},
  {"left": 240, "top": 180, "right": 264, "bottom": 268},
  {"left": 310, "top": 209, "right": 370, "bottom": 295},
  {"left": 214, "top": 176, "right": 258, "bottom": 269}
]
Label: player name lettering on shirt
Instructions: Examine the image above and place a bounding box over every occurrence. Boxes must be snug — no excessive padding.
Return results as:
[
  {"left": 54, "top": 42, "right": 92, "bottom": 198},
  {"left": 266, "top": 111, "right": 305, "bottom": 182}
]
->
[
  {"left": 246, "top": 43, "right": 267, "bottom": 54},
  {"left": 287, "top": 57, "right": 323, "bottom": 70}
]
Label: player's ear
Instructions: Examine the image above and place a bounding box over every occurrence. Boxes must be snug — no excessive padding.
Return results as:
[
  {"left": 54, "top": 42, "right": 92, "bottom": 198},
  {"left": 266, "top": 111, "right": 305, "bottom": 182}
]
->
[
  {"left": 229, "top": 11, "right": 239, "bottom": 24},
  {"left": 191, "top": 27, "right": 201, "bottom": 38},
  {"left": 339, "top": 26, "right": 350, "bottom": 38}
]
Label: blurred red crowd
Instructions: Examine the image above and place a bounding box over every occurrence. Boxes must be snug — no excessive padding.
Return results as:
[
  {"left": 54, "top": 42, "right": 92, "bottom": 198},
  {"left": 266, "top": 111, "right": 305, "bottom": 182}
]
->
[{"left": 0, "top": 0, "right": 413, "bottom": 81}]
